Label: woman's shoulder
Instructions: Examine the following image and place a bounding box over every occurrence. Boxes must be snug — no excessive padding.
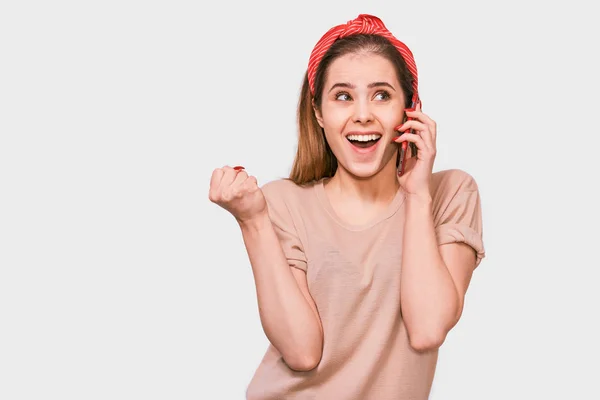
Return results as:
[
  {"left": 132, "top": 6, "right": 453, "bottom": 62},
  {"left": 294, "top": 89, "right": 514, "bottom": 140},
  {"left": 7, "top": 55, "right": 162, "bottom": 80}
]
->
[
  {"left": 261, "top": 177, "right": 300, "bottom": 192},
  {"left": 430, "top": 168, "right": 479, "bottom": 197},
  {"left": 260, "top": 177, "right": 320, "bottom": 203}
]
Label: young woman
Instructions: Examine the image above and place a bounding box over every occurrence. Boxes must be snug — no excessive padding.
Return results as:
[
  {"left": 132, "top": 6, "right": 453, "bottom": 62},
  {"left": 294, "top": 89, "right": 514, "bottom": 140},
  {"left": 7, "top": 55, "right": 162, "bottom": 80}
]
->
[{"left": 209, "top": 14, "right": 485, "bottom": 400}]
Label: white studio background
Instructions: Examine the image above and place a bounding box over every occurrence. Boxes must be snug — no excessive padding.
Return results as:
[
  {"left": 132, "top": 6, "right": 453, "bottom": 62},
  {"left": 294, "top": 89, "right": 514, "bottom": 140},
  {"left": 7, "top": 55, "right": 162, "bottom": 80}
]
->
[{"left": 1, "top": 1, "right": 598, "bottom": 399}]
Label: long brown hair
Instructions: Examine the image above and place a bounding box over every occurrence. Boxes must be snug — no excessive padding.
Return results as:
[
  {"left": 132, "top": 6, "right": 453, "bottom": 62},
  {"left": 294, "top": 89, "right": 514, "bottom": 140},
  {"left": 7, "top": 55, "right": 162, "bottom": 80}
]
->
[{"left": 289, "top": 34, "right": 415, "bottom": 185}]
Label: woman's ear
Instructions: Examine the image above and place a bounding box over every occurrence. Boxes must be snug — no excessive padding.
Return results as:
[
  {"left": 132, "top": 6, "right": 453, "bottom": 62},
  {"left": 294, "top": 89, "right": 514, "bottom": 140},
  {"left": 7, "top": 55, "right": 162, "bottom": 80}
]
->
[{"left": 312, "top": 99, "right": 324, "bottom": 128}]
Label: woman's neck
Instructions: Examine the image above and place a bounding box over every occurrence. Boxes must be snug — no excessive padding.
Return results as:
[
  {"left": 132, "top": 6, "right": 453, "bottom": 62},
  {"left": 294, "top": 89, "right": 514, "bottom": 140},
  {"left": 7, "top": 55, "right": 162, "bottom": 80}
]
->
[{"left": 325, "top": 160, "right": 400, "bottom": 207}]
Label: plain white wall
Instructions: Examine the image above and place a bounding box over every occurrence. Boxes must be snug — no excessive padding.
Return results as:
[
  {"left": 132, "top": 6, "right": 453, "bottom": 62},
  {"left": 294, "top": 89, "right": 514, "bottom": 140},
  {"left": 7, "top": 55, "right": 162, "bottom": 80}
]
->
[{"left": 1, "top": 0, "right": 598, "bottom": 399}]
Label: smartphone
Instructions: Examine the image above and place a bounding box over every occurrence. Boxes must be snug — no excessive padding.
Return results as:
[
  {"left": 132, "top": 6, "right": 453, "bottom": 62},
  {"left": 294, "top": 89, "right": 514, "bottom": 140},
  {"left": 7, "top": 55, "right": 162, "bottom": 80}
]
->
[{"left": 396, "top": 100, "right": 419, "bottom": 176}]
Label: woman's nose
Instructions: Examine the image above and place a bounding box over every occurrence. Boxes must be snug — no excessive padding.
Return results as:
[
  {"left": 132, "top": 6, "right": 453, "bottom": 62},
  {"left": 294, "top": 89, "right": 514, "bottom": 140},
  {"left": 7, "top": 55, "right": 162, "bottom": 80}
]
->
[{"left": 352, "top": 99, "right": 374, "bottom": 123}]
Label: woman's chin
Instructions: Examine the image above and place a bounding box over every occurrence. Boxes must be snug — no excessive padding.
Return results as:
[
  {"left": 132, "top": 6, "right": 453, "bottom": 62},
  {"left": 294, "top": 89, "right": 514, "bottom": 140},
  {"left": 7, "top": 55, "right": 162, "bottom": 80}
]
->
[
  {"left": 342, "top": 162, "right": 386, "bottom": 179},
  {"left": 336, "top": 149, "right": 397, "bottom": 180}
]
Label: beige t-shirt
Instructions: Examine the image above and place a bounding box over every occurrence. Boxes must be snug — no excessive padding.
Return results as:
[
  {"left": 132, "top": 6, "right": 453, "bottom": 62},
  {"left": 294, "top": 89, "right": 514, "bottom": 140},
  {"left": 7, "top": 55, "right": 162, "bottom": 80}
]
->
[{"left": 246, "top": 169, "right": 485, "bottom": 400}]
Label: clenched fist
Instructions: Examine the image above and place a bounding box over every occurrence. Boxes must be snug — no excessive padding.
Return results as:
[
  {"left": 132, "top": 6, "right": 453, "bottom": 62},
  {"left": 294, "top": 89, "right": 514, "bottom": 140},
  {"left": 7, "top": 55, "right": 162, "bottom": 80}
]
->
[{"left": 208, "top": 166, "right": 267, "bottom": 224}]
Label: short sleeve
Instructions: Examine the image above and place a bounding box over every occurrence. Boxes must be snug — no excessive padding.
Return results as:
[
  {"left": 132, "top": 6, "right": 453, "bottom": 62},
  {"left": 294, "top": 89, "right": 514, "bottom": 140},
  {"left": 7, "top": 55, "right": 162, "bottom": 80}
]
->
[
  {"left": 261, "top": 180, "right": 308, "bottom": 272},
  {"left": 432, "top": 170, "right": 486, "bottom": 268}
]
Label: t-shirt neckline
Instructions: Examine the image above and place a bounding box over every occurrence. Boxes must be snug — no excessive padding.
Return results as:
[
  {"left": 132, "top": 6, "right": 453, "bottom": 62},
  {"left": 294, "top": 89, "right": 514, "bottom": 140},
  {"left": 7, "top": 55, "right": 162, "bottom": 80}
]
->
[{"left": 314, "top": 178, "right": 406, "bottom": 232}]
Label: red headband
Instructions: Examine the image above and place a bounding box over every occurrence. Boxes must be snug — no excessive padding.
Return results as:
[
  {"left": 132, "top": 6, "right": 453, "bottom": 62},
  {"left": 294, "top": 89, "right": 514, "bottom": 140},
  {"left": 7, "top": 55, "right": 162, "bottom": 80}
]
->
[{"left": 307, "top": 14, "right": 420, "bottom": 107}]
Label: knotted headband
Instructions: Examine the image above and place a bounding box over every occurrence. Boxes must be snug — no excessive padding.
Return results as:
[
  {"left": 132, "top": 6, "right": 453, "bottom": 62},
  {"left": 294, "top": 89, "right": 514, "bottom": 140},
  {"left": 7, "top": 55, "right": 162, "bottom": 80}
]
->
[{"left": 307, "top": 14, "right": 420, "bottom": 108}]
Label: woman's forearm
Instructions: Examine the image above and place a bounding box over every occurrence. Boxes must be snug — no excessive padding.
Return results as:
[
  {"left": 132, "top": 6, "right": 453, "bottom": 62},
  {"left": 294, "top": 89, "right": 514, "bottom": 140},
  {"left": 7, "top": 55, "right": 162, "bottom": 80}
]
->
[
  {"left": 238, "top": 213, "right": 323, "bottom": 371},
  {"left": 400, "top": 194, "right": 459, "bottom": 352}
]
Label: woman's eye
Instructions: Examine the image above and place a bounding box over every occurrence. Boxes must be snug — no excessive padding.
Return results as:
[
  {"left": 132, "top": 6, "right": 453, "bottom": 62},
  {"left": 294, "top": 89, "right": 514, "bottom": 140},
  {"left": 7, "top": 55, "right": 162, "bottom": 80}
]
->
[
  {"left": 374, "top": 91, "right": 391, "bottom": 101},
  {"left": 335, "top": 92, "right": 352, "bottom": 101}
]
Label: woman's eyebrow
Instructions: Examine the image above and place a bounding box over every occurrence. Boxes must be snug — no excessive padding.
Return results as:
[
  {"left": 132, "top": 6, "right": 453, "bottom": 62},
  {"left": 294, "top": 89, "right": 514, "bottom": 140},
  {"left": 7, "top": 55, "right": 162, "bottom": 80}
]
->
[
  {"left": 368, "top": 81, "right": 395, "bottom": 91},
  {"left": 328, "top": 81, "right": 396, "bottom": 93},
  {"left": 328, "top": 82, "right": 354, "bottom": 93}
]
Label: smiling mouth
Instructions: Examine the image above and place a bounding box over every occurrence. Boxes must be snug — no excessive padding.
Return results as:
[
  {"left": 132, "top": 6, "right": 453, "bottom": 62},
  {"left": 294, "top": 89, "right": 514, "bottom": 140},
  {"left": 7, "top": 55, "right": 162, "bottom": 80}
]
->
[{"left": 346, "top": 133, "right": 382, "bottom": 149}]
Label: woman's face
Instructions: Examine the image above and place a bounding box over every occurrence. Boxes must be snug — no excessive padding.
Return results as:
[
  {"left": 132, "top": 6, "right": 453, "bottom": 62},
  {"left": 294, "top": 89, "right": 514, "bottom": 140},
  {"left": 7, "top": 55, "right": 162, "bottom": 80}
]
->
[{"left": 314, "top": 52, "right": 406, "bottom": 179}]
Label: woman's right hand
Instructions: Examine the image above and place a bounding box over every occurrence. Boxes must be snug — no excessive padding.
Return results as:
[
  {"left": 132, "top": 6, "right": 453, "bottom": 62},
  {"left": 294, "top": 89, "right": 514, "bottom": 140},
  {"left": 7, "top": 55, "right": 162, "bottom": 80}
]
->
[{"left": 208, "top": 166, "right": 268, "bottom": 225}]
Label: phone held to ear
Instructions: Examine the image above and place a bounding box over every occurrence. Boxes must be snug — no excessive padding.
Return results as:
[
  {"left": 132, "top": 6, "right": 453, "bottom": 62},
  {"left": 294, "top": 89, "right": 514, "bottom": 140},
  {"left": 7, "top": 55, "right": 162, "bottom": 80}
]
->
[{"left": 396, "top": 100, "right": 419, "bottom": 176}]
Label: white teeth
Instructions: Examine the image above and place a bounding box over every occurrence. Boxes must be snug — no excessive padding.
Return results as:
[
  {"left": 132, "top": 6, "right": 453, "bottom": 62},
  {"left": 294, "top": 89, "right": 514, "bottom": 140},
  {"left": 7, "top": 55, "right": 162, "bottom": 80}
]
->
[{"left": 346, "top": 134, "right": 382, "bottom": 142}]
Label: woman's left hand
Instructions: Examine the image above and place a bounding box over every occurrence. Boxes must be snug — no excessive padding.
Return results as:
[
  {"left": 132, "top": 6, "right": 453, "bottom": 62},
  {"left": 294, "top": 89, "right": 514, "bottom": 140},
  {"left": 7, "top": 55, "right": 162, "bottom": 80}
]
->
[{"left": 392, "top": 102, "right": 437, "bottom": 198}]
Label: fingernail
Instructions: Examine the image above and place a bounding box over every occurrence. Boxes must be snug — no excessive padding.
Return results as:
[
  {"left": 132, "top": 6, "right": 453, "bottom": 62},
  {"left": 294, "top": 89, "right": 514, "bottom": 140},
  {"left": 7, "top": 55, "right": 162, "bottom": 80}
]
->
[{"left": 233, "top": 166, "right": 245, "bottom": 171}]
